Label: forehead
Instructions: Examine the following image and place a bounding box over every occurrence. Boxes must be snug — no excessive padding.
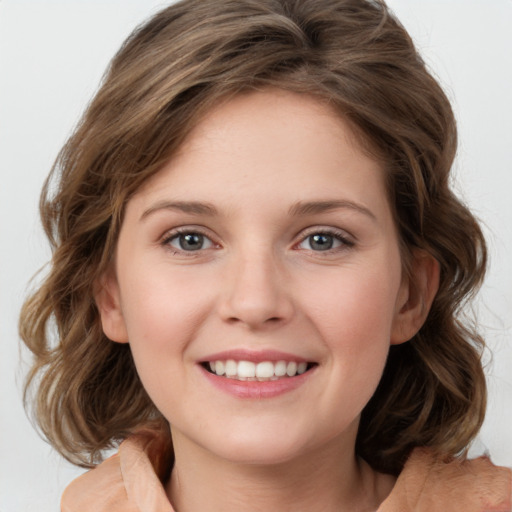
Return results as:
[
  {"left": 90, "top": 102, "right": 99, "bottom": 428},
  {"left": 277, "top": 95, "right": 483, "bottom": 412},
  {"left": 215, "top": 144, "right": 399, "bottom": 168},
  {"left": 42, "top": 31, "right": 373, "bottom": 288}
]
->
[
  {"left": 194, "top": 91, "right": 361, "bottom": 156},
  {"left": 121, "top": 88, "right": 400, "bottom": 258},
  {"left": 125, "top": 90, "right": 395, "bottom": 241},
  {"left": 136, "top": 89, "right": 387, "bottom": 203}
]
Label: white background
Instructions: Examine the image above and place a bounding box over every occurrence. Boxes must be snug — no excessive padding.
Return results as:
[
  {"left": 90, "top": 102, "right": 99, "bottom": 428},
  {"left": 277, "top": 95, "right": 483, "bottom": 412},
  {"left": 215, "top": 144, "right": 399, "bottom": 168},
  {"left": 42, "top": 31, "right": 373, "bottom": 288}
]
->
[{"left": 1, "top": 1, "right": 511, "bottom": 510}]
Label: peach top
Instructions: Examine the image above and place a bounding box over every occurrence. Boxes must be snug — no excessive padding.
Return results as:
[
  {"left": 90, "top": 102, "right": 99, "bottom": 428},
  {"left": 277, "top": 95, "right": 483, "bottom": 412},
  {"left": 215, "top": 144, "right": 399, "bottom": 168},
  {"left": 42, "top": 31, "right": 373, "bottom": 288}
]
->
[{"left": 61, "top": 429, "right": 512, "bottom": 512}]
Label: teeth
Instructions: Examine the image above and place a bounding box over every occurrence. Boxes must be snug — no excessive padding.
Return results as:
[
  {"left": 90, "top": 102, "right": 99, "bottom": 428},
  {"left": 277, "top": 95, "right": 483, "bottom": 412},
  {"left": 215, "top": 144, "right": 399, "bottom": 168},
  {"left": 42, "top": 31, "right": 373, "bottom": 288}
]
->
[
  {"left": 206, "top": 359, "right": 311, "bottom": 380},
  {"left": 238, "top": 361, "right": 256, "bottom": 378},
  {"left": 225, "top": 359, "right": 237, "bottom": 377},
  {"left": 215, "top": 361, "right": 225, "bottom": 376},
  {"left": 286, "top": 361, "right": 297, "bottom": 377},
  {"left": 256, "top": 362, "right": 274, "bottom": 379},
  {"left": 275, "top": 360, "right": 287, "bottom": 377}
]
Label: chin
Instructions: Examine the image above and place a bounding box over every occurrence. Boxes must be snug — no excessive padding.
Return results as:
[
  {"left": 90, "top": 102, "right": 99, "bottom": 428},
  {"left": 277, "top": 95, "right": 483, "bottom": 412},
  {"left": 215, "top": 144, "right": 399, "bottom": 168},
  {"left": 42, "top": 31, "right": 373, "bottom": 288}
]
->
[
  {"left": 217, "top": 441, "right": 307, "bottom": 466},
  {"left": 200, "top": 424, "right": 325, "bottom": 466}
]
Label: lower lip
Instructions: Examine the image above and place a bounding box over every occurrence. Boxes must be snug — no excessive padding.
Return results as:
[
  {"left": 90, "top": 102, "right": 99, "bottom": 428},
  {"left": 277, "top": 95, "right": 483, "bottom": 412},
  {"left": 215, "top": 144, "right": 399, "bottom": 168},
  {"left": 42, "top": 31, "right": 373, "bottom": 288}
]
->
[{"left": 199, "top": 366, "right": 315, "bottom": 399}]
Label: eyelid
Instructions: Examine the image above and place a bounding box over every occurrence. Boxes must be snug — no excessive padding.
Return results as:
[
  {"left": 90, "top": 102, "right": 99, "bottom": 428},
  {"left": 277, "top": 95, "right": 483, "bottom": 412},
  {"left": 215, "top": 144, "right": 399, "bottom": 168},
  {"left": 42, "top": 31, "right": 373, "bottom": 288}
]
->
[
  {"left": 295, "top": 226, "right": 355, "bottom": 251},
  {"left": 160, "top": 226, "right": 219, "bottom": 252},
  {"left": 158, "top": 225, "right": 354, "bottom": 254}
]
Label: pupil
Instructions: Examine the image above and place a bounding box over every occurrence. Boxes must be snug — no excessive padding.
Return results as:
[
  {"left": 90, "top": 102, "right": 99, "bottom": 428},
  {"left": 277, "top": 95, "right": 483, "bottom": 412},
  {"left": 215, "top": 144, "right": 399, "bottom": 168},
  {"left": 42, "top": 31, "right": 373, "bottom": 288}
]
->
[
  {"left": 310, "top": 234, "right": 333, "bottom": 251},
  {"left": 180, "top": 233, "right": 203, "bottom": 250}
]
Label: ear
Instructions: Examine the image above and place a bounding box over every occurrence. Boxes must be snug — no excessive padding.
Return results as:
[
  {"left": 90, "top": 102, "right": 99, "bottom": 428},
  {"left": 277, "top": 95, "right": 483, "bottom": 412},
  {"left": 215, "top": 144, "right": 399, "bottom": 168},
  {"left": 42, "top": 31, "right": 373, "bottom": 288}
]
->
[
  {"left": 391, "top": 250, "right": 440, "bottom": 345},
  {"left": 94, "top": 266, "right": 129, "bottom": 343}
]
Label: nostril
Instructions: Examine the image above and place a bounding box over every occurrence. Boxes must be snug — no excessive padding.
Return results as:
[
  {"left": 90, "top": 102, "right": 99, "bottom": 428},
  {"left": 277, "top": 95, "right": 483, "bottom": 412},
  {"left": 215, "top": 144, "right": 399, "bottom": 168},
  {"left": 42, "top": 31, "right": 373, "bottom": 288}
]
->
[{"left": 225, "top": 315, "right": 284, "bottom": 325}]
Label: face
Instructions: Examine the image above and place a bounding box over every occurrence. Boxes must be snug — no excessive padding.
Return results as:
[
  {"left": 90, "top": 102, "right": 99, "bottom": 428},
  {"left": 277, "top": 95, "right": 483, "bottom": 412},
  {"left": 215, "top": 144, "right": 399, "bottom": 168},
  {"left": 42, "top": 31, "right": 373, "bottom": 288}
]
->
[{"left": 98, "top": 90, "right": 422, "bottom": 466}]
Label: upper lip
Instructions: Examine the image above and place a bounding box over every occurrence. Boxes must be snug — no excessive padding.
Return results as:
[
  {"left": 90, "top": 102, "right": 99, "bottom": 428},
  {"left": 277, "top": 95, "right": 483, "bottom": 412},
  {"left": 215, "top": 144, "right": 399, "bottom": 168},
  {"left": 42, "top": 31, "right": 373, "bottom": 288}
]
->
[{"left": 200, "top": 349, "right": 311, "bottom": 363}]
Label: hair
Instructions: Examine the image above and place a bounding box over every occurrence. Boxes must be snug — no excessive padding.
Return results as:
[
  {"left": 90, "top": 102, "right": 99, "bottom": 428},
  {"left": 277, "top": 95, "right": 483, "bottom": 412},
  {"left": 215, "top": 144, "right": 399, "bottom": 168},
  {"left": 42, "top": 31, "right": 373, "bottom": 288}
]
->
[{"left": 20, "top": 0, "right": 487, "bottom": 475}]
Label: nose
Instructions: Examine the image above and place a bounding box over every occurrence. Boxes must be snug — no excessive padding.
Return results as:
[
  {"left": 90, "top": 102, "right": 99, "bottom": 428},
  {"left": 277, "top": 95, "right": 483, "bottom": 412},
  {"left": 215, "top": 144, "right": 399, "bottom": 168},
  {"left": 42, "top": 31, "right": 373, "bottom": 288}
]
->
[{"left": 218, "top": 250, "right": 295, "bottom": 329}]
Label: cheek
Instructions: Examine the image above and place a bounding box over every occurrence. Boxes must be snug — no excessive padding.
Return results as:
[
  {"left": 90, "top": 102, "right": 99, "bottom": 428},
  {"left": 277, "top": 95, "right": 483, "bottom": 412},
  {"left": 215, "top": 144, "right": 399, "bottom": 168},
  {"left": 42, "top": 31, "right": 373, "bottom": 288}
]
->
[
  {"left": 303, "top": 266, "right": 400, "bottom": 346},
  {"left": 118, "top": 286, "right": 202, "bottom": 419},
  {"left": 120, "top": 264, "right": 206, "bottom": 339},
  {"left": 300, "top": 260, "right": 402, "bottom": 397},
  {"left": 116, "top": 268, "right": 211, "bottom": 392},
  {"left": 285, "top": 266, "right": 400, "bottom": 441}
]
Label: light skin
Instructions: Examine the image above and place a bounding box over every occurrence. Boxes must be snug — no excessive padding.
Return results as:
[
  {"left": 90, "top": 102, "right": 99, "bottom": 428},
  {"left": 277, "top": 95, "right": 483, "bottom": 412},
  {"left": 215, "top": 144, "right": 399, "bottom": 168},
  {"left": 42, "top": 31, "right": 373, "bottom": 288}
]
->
[{"left": 96, "top": 89, "right": 439, "bottom": 512}]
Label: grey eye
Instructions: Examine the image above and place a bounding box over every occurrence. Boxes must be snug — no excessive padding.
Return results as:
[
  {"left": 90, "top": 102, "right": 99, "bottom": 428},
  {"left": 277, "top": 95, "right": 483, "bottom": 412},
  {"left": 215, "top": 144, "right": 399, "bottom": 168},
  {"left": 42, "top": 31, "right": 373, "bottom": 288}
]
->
[
  {"left": 298, "top": 232, "right": 346, "bottom": 251},
  {"left": 170, "top": 233, "right": 213, "bottom": 251},
  {"left": 308, "top": 234, "right": 335, "bottom": 251}
]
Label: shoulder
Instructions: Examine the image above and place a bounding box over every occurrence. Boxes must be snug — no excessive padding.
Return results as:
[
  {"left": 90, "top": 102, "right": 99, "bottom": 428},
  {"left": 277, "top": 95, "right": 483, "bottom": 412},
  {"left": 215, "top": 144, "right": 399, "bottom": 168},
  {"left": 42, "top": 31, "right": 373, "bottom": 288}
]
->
[
  {"left": 379, "top": 448, "right": 512, "bottom": 512},
  {"left": 61, "top": 452, "right": 136, "bottom": 512},
  {"left": 61, "top": 428, "right": 174, "bottom": 512}
]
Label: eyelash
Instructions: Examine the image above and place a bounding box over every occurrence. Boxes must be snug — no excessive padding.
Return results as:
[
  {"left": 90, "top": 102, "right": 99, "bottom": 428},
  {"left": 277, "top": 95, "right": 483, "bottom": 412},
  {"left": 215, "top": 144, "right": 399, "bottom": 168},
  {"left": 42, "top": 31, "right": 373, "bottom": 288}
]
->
[
  {"left": 160, "top": 226, "right": 355, "bottom": 255},
  {"left": 160, "top": 227, "right": 216, "bottom": 255},
  {"left": 296, "top": 227, "right": 355, "bottom": 253}
]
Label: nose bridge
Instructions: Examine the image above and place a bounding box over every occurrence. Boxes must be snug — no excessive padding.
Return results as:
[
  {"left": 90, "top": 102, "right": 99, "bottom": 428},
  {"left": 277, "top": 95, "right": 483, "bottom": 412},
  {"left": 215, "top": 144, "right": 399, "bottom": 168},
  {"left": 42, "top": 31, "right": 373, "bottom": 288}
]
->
[{"left": 220, "top": 242, "right": 293, "bottom": 328}]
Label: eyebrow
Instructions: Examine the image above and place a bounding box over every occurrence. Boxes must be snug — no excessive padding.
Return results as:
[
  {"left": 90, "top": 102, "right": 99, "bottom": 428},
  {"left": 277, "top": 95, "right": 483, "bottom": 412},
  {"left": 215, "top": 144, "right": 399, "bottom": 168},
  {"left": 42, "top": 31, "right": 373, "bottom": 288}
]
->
[
  {"left": 288, "top": 200, "right": 377, "bottom": 221},
  {"left": 140, "top": 199, "right": 376, "bottom": 222},
  {"left": 140, "top": 200, "right": 218, "bottom": 221}
]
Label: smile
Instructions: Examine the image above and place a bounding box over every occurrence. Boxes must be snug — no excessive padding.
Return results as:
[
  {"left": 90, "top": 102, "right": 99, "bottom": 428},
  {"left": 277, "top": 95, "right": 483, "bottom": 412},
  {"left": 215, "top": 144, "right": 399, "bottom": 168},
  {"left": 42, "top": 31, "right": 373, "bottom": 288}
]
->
[{"left": 204, "top": 360, "right": 314, "bottom": 381}]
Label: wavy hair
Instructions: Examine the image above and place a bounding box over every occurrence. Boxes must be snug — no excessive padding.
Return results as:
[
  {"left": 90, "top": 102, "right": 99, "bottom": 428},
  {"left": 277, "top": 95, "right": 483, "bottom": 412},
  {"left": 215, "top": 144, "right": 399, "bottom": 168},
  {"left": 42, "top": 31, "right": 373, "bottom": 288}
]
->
[{"left": 20, "top": 0, "right": 487, "bottom": 475}]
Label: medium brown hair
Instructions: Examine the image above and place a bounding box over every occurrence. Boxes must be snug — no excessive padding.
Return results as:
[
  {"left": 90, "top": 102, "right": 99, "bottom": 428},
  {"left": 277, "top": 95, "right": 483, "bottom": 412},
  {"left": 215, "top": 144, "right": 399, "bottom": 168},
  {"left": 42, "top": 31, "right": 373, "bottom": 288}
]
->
[{"left": 20, "top": 0, "right": 487, "bottom": 475}]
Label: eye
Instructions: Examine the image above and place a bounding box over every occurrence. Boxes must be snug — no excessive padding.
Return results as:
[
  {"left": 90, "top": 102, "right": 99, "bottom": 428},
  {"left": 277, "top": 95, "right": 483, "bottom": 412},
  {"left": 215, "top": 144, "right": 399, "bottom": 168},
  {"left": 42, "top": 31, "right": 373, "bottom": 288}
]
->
[
  {"left": 165, "top": 231, "right": 214, "bottom": 252},
  {"left": 297, "top": 230, "right": 353, "bottom": 252}
]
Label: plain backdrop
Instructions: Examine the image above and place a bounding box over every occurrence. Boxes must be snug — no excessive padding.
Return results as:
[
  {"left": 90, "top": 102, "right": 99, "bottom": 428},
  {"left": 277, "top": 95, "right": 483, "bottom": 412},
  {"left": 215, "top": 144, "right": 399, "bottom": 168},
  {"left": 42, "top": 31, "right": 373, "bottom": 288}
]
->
[{"left": 1, "top": 1, "right": 511, "bottom": 510}]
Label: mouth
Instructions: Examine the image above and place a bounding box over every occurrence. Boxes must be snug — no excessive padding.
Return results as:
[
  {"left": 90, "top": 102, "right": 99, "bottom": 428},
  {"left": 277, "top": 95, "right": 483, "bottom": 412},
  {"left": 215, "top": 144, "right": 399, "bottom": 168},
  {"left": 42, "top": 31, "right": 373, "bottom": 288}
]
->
[{"left": 201, "top": 360, "right": 317, "bottom": 381}]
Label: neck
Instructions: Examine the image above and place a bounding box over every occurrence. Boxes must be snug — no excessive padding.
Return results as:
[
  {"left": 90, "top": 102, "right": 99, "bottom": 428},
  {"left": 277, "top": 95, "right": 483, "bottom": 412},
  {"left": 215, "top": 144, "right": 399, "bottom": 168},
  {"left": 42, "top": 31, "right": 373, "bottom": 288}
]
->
[{"left": 166, "top": 426, "right": 394, "bottom": 512}]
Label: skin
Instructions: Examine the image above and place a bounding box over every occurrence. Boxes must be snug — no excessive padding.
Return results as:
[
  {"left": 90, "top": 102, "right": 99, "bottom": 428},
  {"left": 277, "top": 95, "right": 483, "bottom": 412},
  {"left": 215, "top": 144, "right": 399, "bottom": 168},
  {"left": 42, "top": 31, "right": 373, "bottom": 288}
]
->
[{"left": 96, "top": 89, "right": 439, "bottom": 512}]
